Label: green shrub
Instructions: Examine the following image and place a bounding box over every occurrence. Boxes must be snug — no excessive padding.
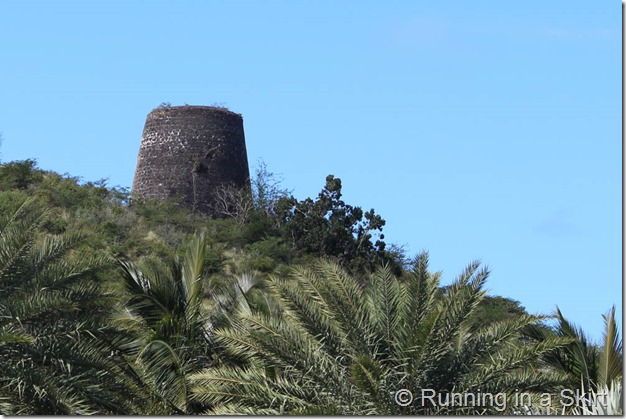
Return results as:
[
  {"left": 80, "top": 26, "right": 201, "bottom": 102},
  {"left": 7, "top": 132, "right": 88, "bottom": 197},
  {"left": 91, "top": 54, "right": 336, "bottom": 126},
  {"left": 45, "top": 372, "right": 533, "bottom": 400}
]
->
[
  {"left": 246, "top": 236, "right": 291, "bottom": 264},
  {"left": 0, "top": 159, "right": 43, "bottom": 191}
]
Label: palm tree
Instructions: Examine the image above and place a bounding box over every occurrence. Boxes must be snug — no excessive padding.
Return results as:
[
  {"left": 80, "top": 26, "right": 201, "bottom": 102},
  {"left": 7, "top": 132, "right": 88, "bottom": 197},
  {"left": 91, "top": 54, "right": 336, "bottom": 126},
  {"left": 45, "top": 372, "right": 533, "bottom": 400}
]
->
[
  {"left": 520, "top": 306, "right": 599, "bottom": 402},
  {"left": 190, "top": 254, "right": 570, "bottom": 414},
  {"left": 114, "top": 230, "right": 268, "bottom": 414},
  {"left": 542, "top": 306, "right": 622, "bottom": 390},
  {"left": 521, "top": 306, "right": 623, "bottom": 414},
  {"left": 114, "top": 231, "right": 213, "bottom": 413},
  {"left": 541, "top": 306, "right": 622, "bottom": 411},
  {"left": 0, "top": 198, "right": 149, "bottom": 414}
]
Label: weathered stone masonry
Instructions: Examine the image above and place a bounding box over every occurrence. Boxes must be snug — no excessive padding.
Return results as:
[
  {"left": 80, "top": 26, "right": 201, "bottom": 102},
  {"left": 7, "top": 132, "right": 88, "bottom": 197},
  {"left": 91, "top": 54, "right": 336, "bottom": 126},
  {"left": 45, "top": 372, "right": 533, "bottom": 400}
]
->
[{"left": 132, "top": 105, "right": 251, "bottom": 214}]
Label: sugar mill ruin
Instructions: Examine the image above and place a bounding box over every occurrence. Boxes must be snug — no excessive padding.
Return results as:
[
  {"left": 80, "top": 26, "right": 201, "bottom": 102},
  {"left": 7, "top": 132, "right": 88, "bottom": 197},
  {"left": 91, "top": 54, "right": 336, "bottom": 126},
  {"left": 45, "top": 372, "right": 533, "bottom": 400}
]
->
[{"left": 132, "top": 105, "right": 250, "bottom": 214}]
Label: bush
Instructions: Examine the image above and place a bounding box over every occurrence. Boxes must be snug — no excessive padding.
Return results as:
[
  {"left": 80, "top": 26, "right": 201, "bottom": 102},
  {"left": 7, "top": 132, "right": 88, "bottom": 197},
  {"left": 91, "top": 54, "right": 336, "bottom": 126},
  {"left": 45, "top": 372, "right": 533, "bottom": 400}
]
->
[
  {"left": 246, "top": 236, "right": 291, "bottom": 264},
  {"left": 0, "top": 159, "right": 43, "bottom": 191}
]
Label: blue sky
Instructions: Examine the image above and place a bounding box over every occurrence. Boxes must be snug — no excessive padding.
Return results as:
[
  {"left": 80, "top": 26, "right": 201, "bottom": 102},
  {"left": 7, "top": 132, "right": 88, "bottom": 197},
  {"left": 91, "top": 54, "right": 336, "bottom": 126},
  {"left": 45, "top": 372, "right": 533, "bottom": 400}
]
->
[{"left": 0, "top": 1, "right": 621, "bottom": 342}]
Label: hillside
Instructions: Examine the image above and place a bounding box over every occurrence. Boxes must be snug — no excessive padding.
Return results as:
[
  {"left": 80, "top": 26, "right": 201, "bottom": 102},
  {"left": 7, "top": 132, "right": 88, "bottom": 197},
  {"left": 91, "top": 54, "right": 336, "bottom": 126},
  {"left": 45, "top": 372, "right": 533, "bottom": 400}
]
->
[{"left": 0, "top": 158, "right": 620, "bottom": 415}]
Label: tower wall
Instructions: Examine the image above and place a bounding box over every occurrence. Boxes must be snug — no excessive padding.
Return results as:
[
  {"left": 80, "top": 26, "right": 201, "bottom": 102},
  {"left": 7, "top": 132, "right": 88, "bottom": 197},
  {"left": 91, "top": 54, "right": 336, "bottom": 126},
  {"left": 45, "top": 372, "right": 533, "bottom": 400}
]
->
[{"left": 132, "top": 105, "right": 250, "bottom": 214}]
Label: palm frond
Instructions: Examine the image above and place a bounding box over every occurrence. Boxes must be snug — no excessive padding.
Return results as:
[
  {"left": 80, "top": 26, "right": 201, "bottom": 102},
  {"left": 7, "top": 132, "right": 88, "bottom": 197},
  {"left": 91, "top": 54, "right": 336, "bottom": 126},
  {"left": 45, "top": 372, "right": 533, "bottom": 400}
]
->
[
  {"left": 553, "top": 306, "right": 600, "bottom": 389},
  {"left": 136, "top": 339, "right": 187, "bottom": 413},
  {"left": 312, "top": 261, "right": 370, "bottom": 351},
  {"left": 190, "top": 365, "right": 322, "bottom": 413},
  {"left": 598, "top": 306, "right": 623, "bottom": 387},
  {"left": 470, "top": 336, "right": 571, "bottom": 389},
  {"left": 270, "top": 269, "right": 349, "bottom": 359},
  {"left": 458, "top": 314, "right": 552, "bottom": 373},
  {"left": 365, "top": 263, "right": 404, "bottom": 360}
]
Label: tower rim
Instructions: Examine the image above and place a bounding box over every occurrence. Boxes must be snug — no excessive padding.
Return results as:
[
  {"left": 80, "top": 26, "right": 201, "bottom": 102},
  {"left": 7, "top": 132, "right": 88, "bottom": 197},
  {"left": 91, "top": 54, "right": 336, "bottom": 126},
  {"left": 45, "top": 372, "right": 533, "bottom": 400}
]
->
[{"left": 148, "top": 105, "right": 242, "bottom": 118}]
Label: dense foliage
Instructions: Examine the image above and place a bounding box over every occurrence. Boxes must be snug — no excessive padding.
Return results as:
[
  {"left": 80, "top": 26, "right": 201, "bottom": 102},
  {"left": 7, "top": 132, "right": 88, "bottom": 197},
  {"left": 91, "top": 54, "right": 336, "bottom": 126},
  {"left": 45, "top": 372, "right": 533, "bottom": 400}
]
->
[
  {"left": 191, "top": 257, "right": 570, "bottom": 414},
  {"left": 0, "top": 159, "right": 621, "bottom": 415}
]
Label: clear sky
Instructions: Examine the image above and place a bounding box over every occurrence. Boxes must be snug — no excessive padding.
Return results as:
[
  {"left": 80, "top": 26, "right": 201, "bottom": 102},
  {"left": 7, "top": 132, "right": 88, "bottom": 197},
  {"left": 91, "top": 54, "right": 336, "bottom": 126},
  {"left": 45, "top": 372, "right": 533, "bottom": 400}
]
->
[{"left": 0, "top": 1, "right": 621, "bottom": 342}]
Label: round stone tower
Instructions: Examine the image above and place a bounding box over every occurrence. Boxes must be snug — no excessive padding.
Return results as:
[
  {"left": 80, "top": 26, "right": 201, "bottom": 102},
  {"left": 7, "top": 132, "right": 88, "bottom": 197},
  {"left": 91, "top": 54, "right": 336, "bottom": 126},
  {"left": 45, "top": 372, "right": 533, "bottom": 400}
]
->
[{"left": 132, "top": 105, "right": 250, "bottom": 214}]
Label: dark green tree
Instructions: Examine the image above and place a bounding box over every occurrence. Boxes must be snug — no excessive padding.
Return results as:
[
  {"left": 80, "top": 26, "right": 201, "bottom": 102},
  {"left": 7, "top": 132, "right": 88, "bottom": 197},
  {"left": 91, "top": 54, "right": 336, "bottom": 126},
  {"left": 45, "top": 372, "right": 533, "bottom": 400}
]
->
[
  {"left": 0, "top": 159, "right": 43, "bottom": 191},
  {"left": 276, "top": 175, "right": 391, "bottom": 273}
]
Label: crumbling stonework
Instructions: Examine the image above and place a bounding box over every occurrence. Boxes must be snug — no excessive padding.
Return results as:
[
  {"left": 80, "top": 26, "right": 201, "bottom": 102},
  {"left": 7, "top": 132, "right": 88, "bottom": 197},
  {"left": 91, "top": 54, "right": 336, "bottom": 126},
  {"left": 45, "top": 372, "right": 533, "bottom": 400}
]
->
[{"left": 132, "top": 105, "right": 250, "bottom": 214}]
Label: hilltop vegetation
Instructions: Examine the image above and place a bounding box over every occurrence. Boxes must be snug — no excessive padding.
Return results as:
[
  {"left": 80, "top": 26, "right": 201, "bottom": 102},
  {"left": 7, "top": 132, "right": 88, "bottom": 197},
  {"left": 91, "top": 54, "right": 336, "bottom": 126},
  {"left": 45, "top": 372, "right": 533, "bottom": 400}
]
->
[{"left": 0, "top": 158, "right": 621, "bottom": 415}]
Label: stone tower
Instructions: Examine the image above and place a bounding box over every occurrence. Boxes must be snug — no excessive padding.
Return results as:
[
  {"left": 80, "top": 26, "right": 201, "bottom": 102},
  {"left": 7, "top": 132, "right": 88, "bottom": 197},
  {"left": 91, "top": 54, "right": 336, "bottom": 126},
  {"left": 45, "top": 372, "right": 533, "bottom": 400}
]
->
[{"left": 132, "top": 105, "right": 250, "bottom": 214}]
